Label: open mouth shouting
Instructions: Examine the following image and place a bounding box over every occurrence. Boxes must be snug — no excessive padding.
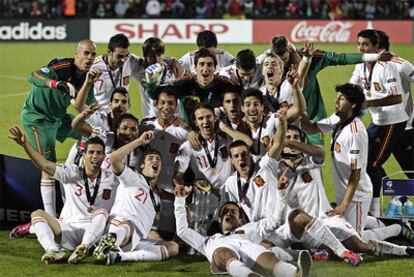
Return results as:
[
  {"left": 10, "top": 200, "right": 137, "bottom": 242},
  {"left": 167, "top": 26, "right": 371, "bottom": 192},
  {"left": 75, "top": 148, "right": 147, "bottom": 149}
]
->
[{"left": 266, "top": 69, "right": 275, "bottom": 82}]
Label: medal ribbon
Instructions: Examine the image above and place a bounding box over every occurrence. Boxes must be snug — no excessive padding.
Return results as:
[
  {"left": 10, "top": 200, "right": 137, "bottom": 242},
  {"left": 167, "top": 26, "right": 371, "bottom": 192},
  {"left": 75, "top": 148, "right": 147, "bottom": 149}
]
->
[{"left": 82, "top": 168, "right": 101, "bottom": 208}]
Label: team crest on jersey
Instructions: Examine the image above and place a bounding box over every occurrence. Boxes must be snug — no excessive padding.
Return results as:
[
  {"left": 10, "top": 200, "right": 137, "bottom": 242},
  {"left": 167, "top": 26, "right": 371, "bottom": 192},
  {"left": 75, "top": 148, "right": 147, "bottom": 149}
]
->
[
  {"left": 123, "top": 76, "right": 130, "bottom": 86},
  {"left": 102, "top": 189, "right": 111, "bottom": 200},
  {"left": 373, "top": 82, "right": 381, "bottom": 92},
  {"left": 335, "top": 142, "right": 341, "bottom": 153},
  {"left": 301, "top": 172, "right": 313, "bottom": 183},
  {"left": 169, "top": 143, "right": 179, "bottom": 154},
  {"left": 220, "top": 147, "right": 229, "bottom": 159},
  {"left": 254, "top": 176, "right": 265, "bottom": 187}
]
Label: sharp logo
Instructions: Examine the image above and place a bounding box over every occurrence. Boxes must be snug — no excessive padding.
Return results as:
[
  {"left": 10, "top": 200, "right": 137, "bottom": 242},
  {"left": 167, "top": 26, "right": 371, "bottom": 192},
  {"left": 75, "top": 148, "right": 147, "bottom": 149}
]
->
[{"left": 0, "top": 22, "right": 67, "bottom": 40}]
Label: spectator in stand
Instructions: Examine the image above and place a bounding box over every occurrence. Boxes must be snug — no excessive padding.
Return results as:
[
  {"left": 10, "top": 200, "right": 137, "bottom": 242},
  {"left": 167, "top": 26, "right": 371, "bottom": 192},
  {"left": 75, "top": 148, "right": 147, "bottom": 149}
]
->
[
  {"left": 146, "top": 0, "right": 161, "bottom": 18},
  {"left": 287, "top": 0, "right": 300, "bottom": 17},
  {"left": 95, "top": 2, "right": 106, "bottom": 18},
  {"left": 114, "top": 0, "right": 129, "bottom": 18},
  {"left": 171, "top": 0, "right": 185, "bottom": 18},
  {"left": 30, "top": 1, "right": 43, "bottom": 17},
  {"left": 244, "top": 0, "right": 254, "bottom": 18},
  {"left": 214, "top": 0, "right": 224, "bottom": 18},
  {"left": 365, "top": 0, "right": 376, "bottom": 19},
  {"left": 227, "top": 0, "right": 244, "bottom": 19},
  {"left": 410, "top": 3, "right": 414, "bottom": 19},
  {"left": 328, "top": 0, "right": 342, "bottom": 19},
  {"left": 195, "top": 0, "right": 208, "bottom": 19},
  {"left": 63, "top": 0, "right": 76, "bottom": 17}
]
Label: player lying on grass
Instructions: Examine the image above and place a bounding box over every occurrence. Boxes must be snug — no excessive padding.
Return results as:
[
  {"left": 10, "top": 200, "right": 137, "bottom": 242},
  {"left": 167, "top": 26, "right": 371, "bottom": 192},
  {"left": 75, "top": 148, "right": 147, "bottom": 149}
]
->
[
  {"left": 93, "top": 131, "right": 179, "bottom": 265},
  {"left": 174, "top": 181, "right": 312, "bottom": 277},
  {"left": 9, "top": 126, "right": 114, "bottom": 264}
]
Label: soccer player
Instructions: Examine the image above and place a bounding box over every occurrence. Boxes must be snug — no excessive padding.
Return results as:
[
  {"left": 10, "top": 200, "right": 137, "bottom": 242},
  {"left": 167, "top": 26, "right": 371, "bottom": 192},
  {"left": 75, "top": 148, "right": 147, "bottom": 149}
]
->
[
  {"left": 139, "top": 87, "right": 189, "bottom": 239},
  {"left": 301, "top": 83, "right": 372, "bottom": 235},
  {"left": 224, "top": 107, "right": 287, "bottom": 224},
  {"left": 9, "top": 127, "right": 114, "bottom": 264},
  {"left": 220, "top": 90, "right": 243, "bottom": 129},
  {"left": 173, "top": 104, "right": 252, "bottom": 234},
  {"left": 93, "top": 131, "right": 179, "bottom": 265},
  {"left": 349, "top": 29, "right": 408, "bottom": 216},
  {"left": 20, "top": 39, "right": 100, "bottom": 218},
  {"left": 146, "top": 48, "right": 239, "bottom": 125},
  {"left": 179, "top": 30, "right": 235, "bottom": 74},
  {"left": 219, "top": 49, "right": 264, "bottom": 89},
  {"left": 174, "top": 185, "right": 309, "bottom": 277},
  {"left": 376, "top": 29, "right": 414, "bottom": 179},
  {"left": 71, "top": 87, "right": 130, "bottom": 155},
  {"left": 139, "top": 36, "right": 184, "bottom": 117},
  {"left": 92, "top": 34, "right": 132, "bottom": 112}
]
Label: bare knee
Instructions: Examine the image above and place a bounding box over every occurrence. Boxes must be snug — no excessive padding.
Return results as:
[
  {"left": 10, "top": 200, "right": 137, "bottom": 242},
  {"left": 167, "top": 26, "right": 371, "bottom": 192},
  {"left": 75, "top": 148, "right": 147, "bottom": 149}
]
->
[
  {"left": 212, "top": 247, "right": 238, "bottom": 271},
  {"left": 254, "top": 251, "right": 279, "bottom": 274},
  {"left": 31, "top": 209, "right": 48, "bottom": 219},
  {"left": 288, "top": 209, "right": 313, "bottom": 239},
  {"left": 162, "top": 241, "right": 179, "bottom": 257}
]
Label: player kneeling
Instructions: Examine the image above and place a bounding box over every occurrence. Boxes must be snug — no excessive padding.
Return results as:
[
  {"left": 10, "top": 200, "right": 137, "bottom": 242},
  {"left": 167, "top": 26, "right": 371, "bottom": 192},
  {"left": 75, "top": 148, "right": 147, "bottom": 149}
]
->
[{"left": 93, "top": 131, "right": 178, "bottom": 265}]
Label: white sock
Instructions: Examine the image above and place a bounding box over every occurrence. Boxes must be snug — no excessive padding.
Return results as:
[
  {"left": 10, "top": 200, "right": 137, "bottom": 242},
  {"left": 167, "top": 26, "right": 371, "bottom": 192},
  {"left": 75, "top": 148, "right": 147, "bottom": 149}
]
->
[
  {"left": 120, "top": 245, "right": 168, "bottom": 262},
  {"left": 362, "top": 224, "right": 401, "bottom": 241},
  {"left": 270, "top": 246, "right": 294, "bottom": 262},
  {"left": 226, "top": 259, "right": 254, "bottom": 277},
  {"left": 31, "top": 217, "right": 58, "bottom": 252},
  {"left": 81, "top": 210, "right": 108, "bottom": 247},
  {"left": 370, "top": 240, "right": 408, "bottom": 256},
  {"left": 40, "top": 179, "right": 56, "bottom": 217},
  {"left": 370, "top": 197, "right": 380, "bottom": 217},
  {"left": 108, "top": 220, "right": 130, "bottom": 247},
  {"left": 305, "top": 218, "right": 347, "bottom": 258},
  {"left": 364, "top": 216, "right": 385, "bottom": 229},
  {"left": 272, "top": 261, "right": 297, "bottom": 277}
]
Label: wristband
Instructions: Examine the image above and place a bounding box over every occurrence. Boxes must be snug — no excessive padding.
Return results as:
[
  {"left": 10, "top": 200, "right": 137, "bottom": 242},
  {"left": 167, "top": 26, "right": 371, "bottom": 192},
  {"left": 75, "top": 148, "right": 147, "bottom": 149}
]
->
[
  {"left": 302, "top": 56, "right": 311, "bottom": 63},
  {"left": 50, "top": 80, "right": 58, "bottom": 89}
]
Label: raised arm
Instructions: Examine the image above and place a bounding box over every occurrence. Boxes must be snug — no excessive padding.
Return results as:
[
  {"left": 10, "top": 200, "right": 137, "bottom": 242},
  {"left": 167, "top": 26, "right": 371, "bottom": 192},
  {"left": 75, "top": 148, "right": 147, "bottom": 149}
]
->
[
  {"left": 71, "top": 103, "right": 100, "bottom": 137},
  {"left": 8, "top": 126, "right": 56, "bottom": 176},
  {"left": 218, "top": 121, "right": 253, "bottom": 148},
  {"left": 110, "top": 131, "right": 155, "bottom": 175},
  {"left": 300, "top": 113, "right": 322, "bottom": 134},
  {"left": 285, "top": 65, "right": 307, "bottom": 123},
  {"left": 73, "top": 68, "right": 101, "bottom": 112},
  {"left": 285, "top": 140, "right": 325, "bottom": 160},
  {"left": 268, "top": 109, "right": 287, "bottom": 159}
]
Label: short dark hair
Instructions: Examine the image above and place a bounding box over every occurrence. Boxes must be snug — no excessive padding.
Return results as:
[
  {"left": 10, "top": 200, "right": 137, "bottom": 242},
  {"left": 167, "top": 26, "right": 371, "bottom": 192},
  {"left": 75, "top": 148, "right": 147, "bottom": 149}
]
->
[
  {"left": 218, "top": 201, "right": 242, "bottom": 217},
  {"left": 236, "top": 49, "right": 256, "bottom": 71},
  {"left": 192, "top": 103, "right": 215, "bottom": 123},
  {"left": 228, "top": 140, "right": 250, "bottom": 157},
  {"left": 84, "top": 136, "right": 105, "bottom": 152},
  {"left": 142, "top": 37, "right": 165, "bottom": 65},
  {"left": 155, "top": 85, "right": 178, "bottom": 103},
  {"left": 194, "top": 48, "right": 217, "bottom": 67},
  {"left": 108, "top": 34, "right": 130, "bottom": 52},
  {"left": 271, "top": 36, "right": 290, "bottom": 56},
  {"left": 110, "top": 87, "right": 129, "bottom": 103},
  {"left": 263, "top": 53, "right": 284, "bottom": 68},
  {"left": 287, "top": 124, "right": 306, "bottom": 142},
  {"left": 115, "top": 113, "right": 139, "bottom": 131},
  {"left": 196, "top": 30, "right": 218, "bottom": 48},
  {"left": 375, "top": 30, "right": 390, "bottom": 51},
  {"left": 138, "top": 149, "right": 162, "bottom": 173},
  {"left": 335, "top": 83, "right": 365, "bottom": 117},
  {"left": 241, "top": 88, "right": 263, "bottom": 104},
  {"left": 357, "top": 29, "right": 379, "bottom": 47}
]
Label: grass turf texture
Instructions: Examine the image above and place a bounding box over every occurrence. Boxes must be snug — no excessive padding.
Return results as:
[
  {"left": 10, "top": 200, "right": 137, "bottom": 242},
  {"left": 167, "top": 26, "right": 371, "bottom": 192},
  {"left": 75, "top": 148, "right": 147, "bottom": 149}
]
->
[{"left": 0, "top": 42, "right": 413, "bottom": 276}]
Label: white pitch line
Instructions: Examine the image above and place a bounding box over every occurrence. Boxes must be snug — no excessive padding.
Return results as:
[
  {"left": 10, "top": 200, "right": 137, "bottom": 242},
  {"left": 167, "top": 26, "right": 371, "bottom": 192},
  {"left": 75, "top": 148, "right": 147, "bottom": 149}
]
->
[
  {"left": 0, "top": 92, "right": 28, "bottom": 98},
  {"left": 0, "top": 75, "right": 26, "bottom": 81}
]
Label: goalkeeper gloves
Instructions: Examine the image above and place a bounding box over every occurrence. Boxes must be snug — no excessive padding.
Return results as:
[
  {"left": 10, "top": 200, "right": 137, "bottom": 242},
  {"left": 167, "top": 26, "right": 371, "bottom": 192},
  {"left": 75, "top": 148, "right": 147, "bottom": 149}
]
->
[
  {"left": 50, "top": 80, "right": 76, "bottom": 98},
  {"left": 145, "top": 63, "right": 164, "bottom": 84}
]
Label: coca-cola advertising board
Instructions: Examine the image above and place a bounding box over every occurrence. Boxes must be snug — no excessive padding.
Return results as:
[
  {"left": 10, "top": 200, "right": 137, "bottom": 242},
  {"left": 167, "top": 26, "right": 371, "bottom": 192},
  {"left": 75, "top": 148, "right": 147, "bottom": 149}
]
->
[
  {"left": 253, "top": 20, "right": 412, "bottom": 44},
  {"left": 90, "top": 19, "right": 252, "bottom": 43}
]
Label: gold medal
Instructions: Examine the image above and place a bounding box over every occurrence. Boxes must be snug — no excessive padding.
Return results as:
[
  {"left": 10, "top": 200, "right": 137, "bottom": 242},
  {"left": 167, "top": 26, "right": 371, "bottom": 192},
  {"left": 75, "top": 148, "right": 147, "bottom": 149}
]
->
[
  {"left": 87, "top": 206, "right": 94, "bottom": 213},
  {"left": 211, "top": 167, "right": 217, "bottom": 176}
]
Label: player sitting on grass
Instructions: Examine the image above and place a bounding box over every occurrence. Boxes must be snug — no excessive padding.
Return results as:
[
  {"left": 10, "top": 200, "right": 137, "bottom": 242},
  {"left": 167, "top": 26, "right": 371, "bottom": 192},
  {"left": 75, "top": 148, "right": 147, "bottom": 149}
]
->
[
  {"left": 174, "top": 183, "right": 312, "bottom": 277},
  {"left": 9, "top": 127, "right": 115, "bottom": 264},
  {"left": 93, "top": 131, "right": 179, "bottom": 265}
]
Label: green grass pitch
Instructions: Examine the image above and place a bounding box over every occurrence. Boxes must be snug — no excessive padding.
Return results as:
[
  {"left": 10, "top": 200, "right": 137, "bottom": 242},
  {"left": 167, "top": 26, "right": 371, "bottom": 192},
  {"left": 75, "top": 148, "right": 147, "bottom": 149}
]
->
[{"left": 0, "top": 42, "right": 413, "bottom": 276}]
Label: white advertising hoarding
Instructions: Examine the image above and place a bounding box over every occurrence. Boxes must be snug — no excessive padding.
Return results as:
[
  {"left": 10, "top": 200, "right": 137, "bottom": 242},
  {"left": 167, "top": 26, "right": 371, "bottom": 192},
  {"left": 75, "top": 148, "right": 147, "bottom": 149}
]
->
[{"left": 90, "top": 19, "right": 252, "bottom": 44}]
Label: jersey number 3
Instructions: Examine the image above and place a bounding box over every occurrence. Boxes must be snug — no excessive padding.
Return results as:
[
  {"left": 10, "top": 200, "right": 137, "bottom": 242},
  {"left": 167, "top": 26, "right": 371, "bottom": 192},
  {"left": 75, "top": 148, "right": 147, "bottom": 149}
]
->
[{"left": 135, "top": 188, "right": 148, "bottom": 204}]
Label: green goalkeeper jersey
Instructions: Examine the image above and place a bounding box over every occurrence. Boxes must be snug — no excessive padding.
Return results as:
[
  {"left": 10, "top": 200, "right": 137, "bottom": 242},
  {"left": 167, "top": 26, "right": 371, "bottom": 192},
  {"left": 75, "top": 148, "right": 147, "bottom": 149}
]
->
[
  {"left": 302, "top": 50, "right": 363, "bottom": 144},
  {"left": 21, "top": 58, "right": 94, "bottom": 125}
]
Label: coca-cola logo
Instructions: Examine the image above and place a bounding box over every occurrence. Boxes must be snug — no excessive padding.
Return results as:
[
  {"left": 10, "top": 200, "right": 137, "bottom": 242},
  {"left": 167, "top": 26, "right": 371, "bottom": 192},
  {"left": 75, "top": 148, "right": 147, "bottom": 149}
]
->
[{"left": 291, "top": 21, "right": 353, "bottom": 43}]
